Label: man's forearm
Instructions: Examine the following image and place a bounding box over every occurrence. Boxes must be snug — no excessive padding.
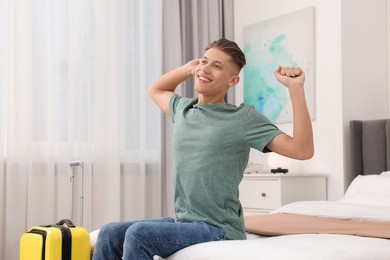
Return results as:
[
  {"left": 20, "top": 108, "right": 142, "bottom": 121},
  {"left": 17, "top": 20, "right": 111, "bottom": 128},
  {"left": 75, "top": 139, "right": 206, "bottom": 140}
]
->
[
  {"left": 150, "top": 65, "right": 193, "bottom": 93},
  {"left": 149, "top": 60, "right": 198, "bottom": 115},
  {"left": 150, "top": 60, "right": 198, "bottom": 94},
  {"left": 289, "top": 87, "right": 314, "bottom": 159}
]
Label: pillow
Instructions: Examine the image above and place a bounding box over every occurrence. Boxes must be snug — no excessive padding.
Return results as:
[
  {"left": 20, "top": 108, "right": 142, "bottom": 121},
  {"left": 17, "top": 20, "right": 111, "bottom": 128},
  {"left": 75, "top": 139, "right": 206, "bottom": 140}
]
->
[
  {"left": 339, "top": 174, "right": 390, "bottom": 207},
  {"left": 380, "top": 171, "right": 390, "bottom": 176}
]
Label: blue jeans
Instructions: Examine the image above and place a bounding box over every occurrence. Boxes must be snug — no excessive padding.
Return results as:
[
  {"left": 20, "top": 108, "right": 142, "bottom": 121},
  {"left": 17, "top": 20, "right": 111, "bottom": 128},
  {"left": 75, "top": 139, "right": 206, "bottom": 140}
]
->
[{"left": 92, "top": 217, "right": 229, "bottom": 260}]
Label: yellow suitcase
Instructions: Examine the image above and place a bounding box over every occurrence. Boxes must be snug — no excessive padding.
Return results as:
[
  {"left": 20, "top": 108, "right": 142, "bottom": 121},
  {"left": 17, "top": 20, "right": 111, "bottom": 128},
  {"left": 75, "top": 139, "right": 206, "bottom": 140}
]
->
[{"left": 20, "top": 219, "right": 90, "bottom": 260}]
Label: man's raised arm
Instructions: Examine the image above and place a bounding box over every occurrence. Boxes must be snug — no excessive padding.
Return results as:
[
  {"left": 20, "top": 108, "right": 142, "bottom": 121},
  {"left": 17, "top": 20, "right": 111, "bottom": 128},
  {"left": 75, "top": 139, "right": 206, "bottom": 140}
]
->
[
  {"left": 149, "top": 59, "right": 199, "bottom": 115},
  {"left": 266, "top": 65, "right": 314, "bottom": 160}
]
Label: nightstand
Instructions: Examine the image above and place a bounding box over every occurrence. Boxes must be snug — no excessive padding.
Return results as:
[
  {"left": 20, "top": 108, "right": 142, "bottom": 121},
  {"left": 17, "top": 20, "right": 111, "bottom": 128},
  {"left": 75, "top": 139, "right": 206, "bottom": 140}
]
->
[{"left": 239, "top": 173, "right": 327, "bottom": 215}]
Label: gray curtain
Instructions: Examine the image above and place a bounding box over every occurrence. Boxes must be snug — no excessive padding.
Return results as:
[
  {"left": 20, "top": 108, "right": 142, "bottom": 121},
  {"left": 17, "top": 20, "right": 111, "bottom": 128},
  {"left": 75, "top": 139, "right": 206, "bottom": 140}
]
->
[{"left": 161, "top": 0, "right": 235, "bottom": 216}]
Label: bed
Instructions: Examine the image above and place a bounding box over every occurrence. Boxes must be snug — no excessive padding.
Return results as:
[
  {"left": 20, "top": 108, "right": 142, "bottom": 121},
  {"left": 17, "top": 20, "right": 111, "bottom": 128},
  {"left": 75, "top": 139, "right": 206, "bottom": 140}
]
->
[
  {"left": 90, "top": 119, "right": 390, "bottom": 259},
  {"left": 155, "top": 119, "right": 390, "bottom": 260}
]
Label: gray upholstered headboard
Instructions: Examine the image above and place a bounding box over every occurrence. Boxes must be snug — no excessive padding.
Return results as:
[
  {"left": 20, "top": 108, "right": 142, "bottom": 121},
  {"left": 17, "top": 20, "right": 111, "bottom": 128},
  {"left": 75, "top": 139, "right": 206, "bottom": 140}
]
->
[{"left": 350, "top": 119, "right": 390, "bottom": 176}]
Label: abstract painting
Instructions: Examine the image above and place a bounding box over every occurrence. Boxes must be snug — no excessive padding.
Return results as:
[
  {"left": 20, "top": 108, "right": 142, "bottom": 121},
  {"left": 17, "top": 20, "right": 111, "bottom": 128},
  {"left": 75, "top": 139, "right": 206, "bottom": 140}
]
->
[{"left": 243, "top": 7, "right": 315, "bottom": 123}]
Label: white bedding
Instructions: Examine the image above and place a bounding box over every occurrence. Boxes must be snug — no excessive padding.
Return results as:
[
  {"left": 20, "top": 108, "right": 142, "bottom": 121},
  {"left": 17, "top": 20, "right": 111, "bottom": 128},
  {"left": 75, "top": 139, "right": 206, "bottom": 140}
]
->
[
  {"left": 272, "top": 200, "right": 390, "bottom": 222},
  {"left": 159, "top": 200, "right": 390, "bottom": 260},
  {"left": 91, "top": 174, "right": 390, "bottom": 259},
  {"left": 162, "top": 234, "right": 390, "bottom": 260}
]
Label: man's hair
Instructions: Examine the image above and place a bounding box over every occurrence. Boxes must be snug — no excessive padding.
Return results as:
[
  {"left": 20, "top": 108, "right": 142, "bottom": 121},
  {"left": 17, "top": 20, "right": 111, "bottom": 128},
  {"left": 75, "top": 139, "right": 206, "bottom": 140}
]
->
[{"left": 205, "top": 38, "right": 246, "bottom": 72}]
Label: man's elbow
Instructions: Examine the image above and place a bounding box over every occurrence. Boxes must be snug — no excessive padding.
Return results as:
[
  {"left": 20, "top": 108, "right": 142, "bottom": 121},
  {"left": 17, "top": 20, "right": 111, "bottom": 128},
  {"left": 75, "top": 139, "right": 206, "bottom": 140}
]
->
[
  {"left": 296, "top": 145, "right": 314, "bottom": 160},
  {"left": 148, "top": 86, "right": 161, "bottom": 104},
  {"left": 148, "top": 85, "right": 155, "bottom": 98}
]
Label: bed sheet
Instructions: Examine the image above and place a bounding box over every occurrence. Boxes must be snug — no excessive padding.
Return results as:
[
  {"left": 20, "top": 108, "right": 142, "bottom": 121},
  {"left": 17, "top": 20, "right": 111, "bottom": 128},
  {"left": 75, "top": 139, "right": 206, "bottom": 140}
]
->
[
  {"left": 158, "top": 201, "right": 390, "bottom": 260},
  {"left": 160, "top": 233, "right": 390, "bottom": 260}
]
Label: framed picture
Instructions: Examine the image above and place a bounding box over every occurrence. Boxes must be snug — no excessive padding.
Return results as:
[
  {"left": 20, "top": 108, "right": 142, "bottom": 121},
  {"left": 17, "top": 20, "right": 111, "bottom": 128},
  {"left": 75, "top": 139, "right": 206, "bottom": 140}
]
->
[{"left": 243, "top": 6, "right": 316, "bottom": 123}]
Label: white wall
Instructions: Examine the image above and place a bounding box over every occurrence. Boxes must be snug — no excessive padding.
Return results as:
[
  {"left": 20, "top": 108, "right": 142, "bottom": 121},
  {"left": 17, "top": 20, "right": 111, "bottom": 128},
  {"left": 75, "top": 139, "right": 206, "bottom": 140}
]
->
[
  {"left": 341, "top": 0, "right": 388, "bottom": 188},
  {"left": 234, "top": 0, "right": 389, "bottom": 200}
]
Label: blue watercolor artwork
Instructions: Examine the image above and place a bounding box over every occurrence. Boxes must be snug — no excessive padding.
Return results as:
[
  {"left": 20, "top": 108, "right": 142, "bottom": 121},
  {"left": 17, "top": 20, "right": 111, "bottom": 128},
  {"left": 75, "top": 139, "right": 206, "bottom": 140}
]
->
[{"left": 243, "top": 7, "right": 316, "bottom": 123}]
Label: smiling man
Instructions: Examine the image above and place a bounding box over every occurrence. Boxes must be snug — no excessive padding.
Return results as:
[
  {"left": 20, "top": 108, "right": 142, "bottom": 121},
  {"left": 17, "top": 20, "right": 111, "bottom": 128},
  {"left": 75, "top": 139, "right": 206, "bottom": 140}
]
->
[{"left": 92, "top": 38, "right": 314, "bottom": 260}]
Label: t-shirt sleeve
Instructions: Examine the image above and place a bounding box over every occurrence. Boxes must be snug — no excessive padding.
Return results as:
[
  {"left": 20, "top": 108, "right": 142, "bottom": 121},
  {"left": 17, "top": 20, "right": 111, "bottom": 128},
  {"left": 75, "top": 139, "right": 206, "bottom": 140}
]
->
[
  {"left": 169, "top": 94, "right": 194, "bottom": 123},
  {"left": 169, "top": 94, "right": 181, "bottom": 123},
  {"left": 243, "top": 106, "right": 283, "bottom": 153}
]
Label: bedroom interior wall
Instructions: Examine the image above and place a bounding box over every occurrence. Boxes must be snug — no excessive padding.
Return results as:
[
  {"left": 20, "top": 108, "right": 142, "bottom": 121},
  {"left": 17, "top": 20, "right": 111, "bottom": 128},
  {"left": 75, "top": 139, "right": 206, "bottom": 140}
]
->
[
  {"left": 341, "top": 0, "right": 388, "bottom": 189},
  {"left": 234, "top": 0, "right": 389, "bottom": 200}
]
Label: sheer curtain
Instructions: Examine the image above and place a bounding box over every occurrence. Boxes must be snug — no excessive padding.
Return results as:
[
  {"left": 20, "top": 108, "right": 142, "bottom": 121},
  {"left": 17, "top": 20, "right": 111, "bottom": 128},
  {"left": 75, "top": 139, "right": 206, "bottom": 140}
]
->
[{"left": 0, "top": 0, "right": 163, "bottom": 259}]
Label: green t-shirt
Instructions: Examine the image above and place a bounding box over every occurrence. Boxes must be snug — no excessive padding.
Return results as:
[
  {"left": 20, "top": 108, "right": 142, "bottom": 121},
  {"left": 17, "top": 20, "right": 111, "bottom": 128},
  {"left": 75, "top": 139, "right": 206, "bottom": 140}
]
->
[{"left": 169, "top": 95, "right": 282, "bottom": 240}]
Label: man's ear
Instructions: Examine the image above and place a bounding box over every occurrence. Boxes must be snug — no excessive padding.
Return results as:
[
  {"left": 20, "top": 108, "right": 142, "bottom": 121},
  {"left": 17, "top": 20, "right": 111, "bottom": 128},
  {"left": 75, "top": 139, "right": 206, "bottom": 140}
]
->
[{"left": 229, "top": 75, "right": 240, "bottom": 87}]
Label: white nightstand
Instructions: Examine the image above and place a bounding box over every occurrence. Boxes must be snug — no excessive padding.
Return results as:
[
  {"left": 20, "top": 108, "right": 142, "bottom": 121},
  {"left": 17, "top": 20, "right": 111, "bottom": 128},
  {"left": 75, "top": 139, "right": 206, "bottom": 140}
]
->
[{"left": 239, "top": 173, "right": 327, "bottom": 215}]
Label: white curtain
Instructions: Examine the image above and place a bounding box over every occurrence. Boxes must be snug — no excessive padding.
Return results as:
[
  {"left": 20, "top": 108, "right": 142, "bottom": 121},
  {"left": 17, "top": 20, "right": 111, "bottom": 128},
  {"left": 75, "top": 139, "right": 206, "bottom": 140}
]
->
[{"left": 0, "top": 0, "right": 163, "bottom": 259}]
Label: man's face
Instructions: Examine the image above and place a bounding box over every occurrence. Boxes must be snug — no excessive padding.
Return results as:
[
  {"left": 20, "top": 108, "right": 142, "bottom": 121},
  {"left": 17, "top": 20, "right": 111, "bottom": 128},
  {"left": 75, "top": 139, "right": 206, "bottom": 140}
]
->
[{"left": 194, "top": 48, "right": 239, "bottom": 99}]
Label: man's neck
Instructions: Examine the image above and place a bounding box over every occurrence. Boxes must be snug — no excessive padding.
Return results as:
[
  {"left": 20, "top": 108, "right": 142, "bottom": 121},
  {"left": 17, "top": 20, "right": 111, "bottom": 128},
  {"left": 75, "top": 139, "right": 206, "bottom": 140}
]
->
[{"left": 197, "top": 95, "right": 226, "bottom": 105}]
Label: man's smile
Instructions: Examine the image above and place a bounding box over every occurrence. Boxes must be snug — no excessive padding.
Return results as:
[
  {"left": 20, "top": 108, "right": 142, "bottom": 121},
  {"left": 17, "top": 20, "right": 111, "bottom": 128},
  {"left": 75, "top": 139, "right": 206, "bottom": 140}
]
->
[{"left": 198, "top": 75, "right": 212, "bottom": 83}]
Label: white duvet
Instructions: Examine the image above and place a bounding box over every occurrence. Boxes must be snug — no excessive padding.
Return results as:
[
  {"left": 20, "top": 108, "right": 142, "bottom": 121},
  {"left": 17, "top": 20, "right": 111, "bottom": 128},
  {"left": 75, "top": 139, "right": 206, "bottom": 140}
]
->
[
  {"left": 162, "top": 233, "right": 390, "bottom": 260},
  {"left": 159, "top": 201, "right": 390, "bottom": 260}
]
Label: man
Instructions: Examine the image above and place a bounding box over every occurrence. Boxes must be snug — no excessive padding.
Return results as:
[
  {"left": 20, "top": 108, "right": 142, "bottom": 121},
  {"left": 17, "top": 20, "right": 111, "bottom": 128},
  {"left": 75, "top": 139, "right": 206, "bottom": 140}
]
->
[{"left": 93, "top": 38, "right": 313, "bottom": 260}]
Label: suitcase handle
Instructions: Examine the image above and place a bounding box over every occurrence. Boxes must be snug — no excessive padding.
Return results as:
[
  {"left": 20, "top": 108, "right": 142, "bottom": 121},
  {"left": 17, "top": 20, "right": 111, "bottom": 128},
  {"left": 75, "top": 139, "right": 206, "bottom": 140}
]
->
[
  {"left": 56, "top": 219, "right": 76, "bottom": 228},
  {"left": 69, "top": 160, "right": 85, "bottom": 227}
]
